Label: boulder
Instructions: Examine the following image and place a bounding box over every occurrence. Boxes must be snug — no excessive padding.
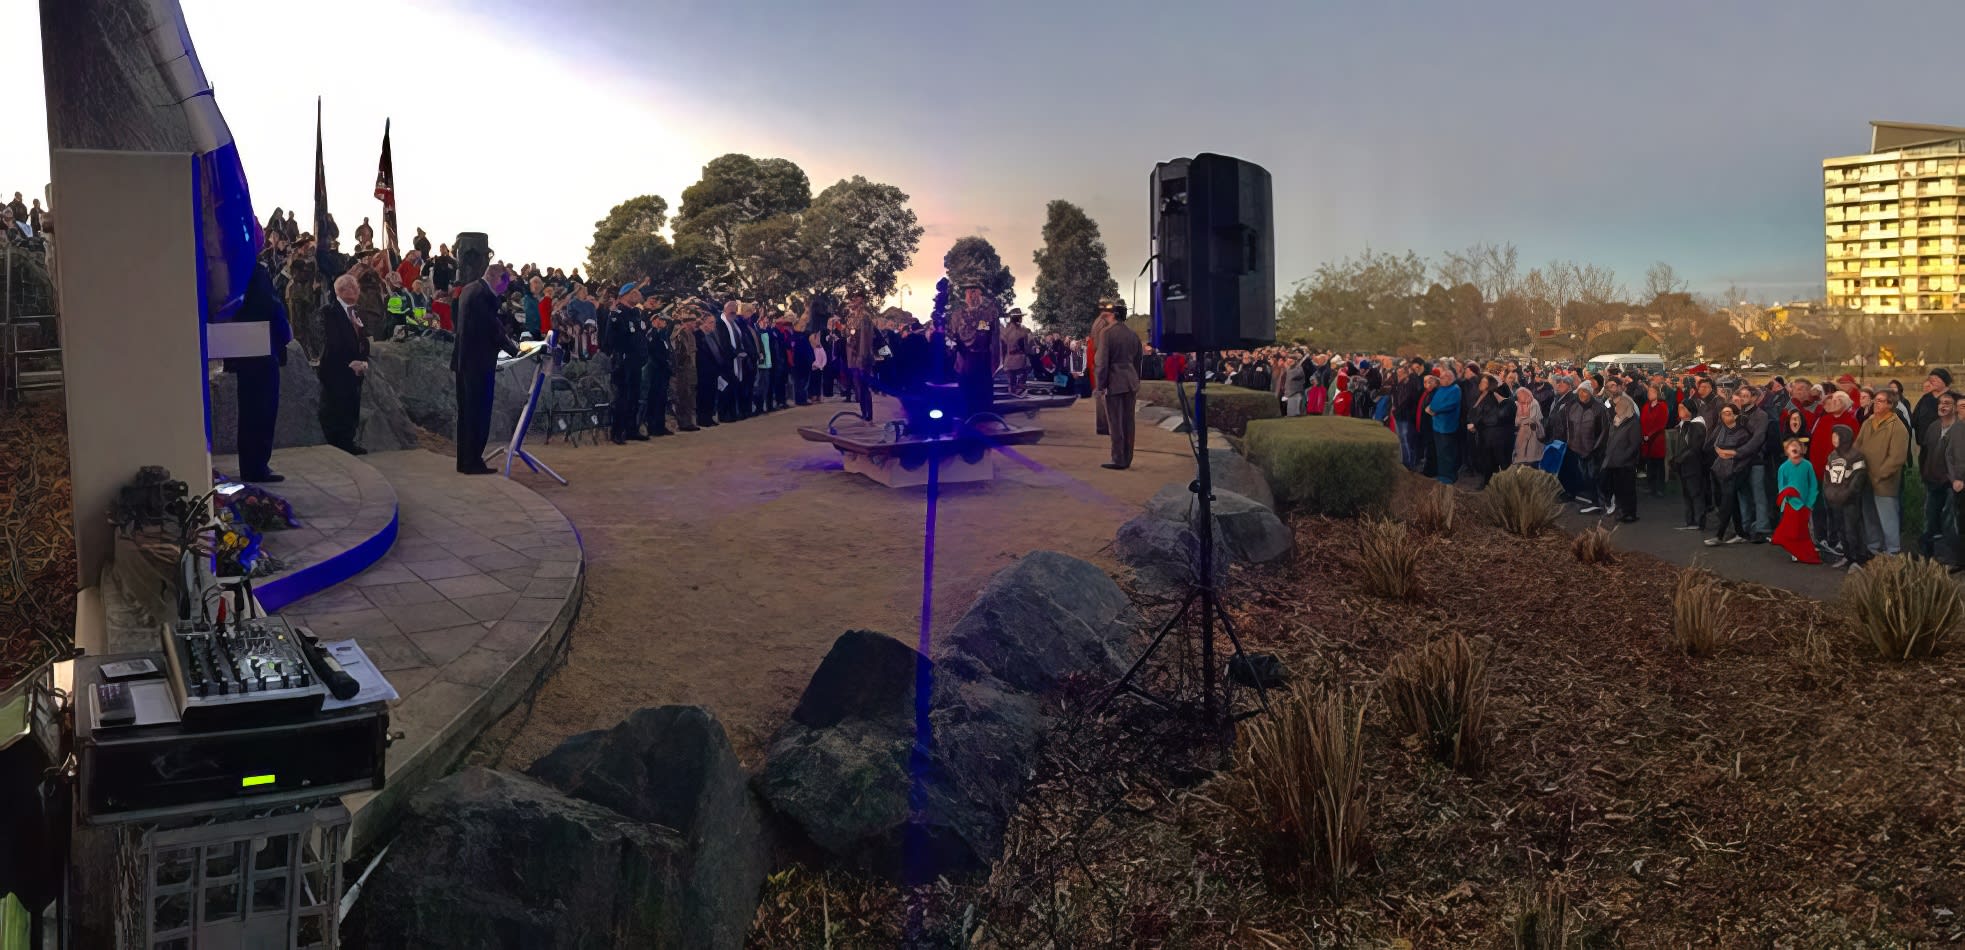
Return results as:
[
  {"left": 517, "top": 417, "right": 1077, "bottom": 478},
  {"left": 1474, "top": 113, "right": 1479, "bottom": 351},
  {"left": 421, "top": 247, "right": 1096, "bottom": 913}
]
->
[
  {"left": 1115, "top": 513, "right": 1228, "bottom": 597},
  {"left": 345, "top": 767, "right": 689, "bottom": 949},
  {"left": 757, "top": 629, "right": 1051, "bottom": 883},
  {"left": 1203, "top": 446, "right": 1276, "bottom": 510},
  {"left": 941, "top": 550, "right": 1136, "bottom": 694},
  {"left": 527, "top": 706, "right": 769, "bottom": 950},
  {"left": 1145, "top": 484, "right": 1292, "bottom": 564}
]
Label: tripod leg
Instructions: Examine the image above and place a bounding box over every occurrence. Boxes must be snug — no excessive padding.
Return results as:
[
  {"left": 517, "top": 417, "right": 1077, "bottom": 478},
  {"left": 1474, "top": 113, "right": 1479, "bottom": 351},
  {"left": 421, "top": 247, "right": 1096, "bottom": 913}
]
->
[
  {"left": 1209, "top": 597, "right": 1270, "bottom": 713},
  {"left": 1092, "top": 588, "right": 1199, "bottom": 716}
]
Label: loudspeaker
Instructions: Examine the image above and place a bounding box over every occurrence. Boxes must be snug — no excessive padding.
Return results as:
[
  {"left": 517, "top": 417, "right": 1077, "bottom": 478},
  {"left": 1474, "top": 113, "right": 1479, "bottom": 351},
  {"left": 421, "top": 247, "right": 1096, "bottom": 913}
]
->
[
  {"left": 1150, "top": 154, "right": 1275, "bottom": 352},
  {"left": 455, "top": 231, "right": 490, "bottom": 285}
]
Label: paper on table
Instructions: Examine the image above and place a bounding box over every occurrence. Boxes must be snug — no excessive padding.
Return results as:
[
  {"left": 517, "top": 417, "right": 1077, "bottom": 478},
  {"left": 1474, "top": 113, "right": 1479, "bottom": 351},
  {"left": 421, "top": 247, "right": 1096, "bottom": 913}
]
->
[{"left": 321, "top": 639, "right": 401, "bottom": 709}]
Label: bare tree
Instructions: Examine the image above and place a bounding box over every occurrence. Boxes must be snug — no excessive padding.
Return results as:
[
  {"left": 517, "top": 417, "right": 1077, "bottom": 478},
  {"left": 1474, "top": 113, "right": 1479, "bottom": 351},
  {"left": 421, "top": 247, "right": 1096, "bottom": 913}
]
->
[
  {"left": 1644, "top": 261, "right": 1689, "bottom": 302},
  {"left": 1437, "top": 241, "right": 1522, "bottom": 304}
]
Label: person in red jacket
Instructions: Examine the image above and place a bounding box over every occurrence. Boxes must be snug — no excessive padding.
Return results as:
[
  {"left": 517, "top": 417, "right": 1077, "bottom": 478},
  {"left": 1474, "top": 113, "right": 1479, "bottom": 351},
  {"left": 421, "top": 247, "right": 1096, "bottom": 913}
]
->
[
  {"left": 1640, "top": 382, "right": 1669, "bottom": 496},
  {"left": 1809, "top": 387, "right": 1860, "bottom": 557},
  {"left": 1163, "top": 351, "right": 1187, "bottom": 384}
]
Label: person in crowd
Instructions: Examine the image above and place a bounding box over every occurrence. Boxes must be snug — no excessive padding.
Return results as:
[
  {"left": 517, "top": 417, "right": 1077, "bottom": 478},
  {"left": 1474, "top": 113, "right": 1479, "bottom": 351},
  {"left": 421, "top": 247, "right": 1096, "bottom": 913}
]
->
[
  {"left": 317, "top": 274, "right": 371, "bottom": 455},
  {"left": 1706, "top": 405, "right": 1752, "bottom": 546},
  {"left": 1917, "top": 390, "right": 1965, "bottom": 562},
  {"left": 1808, "top": 389, "right": 1857, "bottom": 556},
  {"left": 642, "top": 298, "right": 675, "bottom": 437},
  {"left": 1823, "top": 424, "right": 1871, "bottom": 570},
  {"left": 1282, "top": 356, "right": 1307, "bottom": 416},
  {"left": 1913, "top": 369, "right": 1951, "bottom": 466},
  {"left": 451, "top": 263, "right": 520, "bottom": 474},
  {"left": 842, "top": 291, "right": 878, "bottom": 421},
  {"left": 226, "top": 261, "right": 292, "bottom": 483},
  {"left": 1774, "top": 438, "right": 1822, "bottom": 564},
  {"left": 602, "top": 283, "right": 650, "bottom": 443},
  {"left": 1426, "top": 368, "right": 1462, "bottom": 486},
  {"left": 354, "top": 251, "right": 390, "bottom": 341},
  {"left": 1511, "top": 384, "right": 1545, "bottom": 468},
  {"left": 27, "top": 199, "right": 44, "bottom": 236},
  {"left": 1640, "top": 382, "right": 1669, "bottom": 497},
  {"left": 353, "top": 216, "right": 374, "bottom": 252},
  {"left": 412, "top": 227, "right": 431, "bottom": 258},
  {"left": 668, "top": 299, "right": 702, "bottom": 431},
  {"left": 1467, "top": 374, "right": 1512, "bottom": 488},
  {"left": 428, "top": 244, "right": 457, "bottom": 294},
  {"left": 6, "top": 192, "right": 25, "bottom": 223},
  {"left": 1724, "top": 385, "right": 1772, "bottom": 540},
  {"left": 283, "top": 236, "right": 321, "bottom": 363},
  {"left": 998, "top": 308, "right": 1033, "bottom": 395},
  {"left": 1141, "top": 345, "right": 1165, "bottom": 383},
  {"left": 789, "top": 314, "right": 815, "bottom": 407},
  {"left": 1570, "top": 381, "right": 1608, "bottom": 511},
  {"left": 1674, "top": 400, "right": 1710, "bottom": 531},
  {"left": 1602, "top": 394, "right": 1642, "bottom": 523},
  {"left": 1856, "top": 389, "right": 1910, "bottom": 555},
  {"left": 695, "top": 307, "right": 726, "bottom": 428},
  {"left": 1095, "top": 299, "right": 1143, "bottom": 471},
  {"left": 1089, "top": 304, "right": 1115, "bottom": 433}
]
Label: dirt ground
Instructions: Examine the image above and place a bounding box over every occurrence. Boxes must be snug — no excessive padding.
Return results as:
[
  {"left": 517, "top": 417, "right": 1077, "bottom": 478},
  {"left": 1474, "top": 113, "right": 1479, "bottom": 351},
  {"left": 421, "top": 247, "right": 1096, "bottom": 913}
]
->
[{"left": 477, "top": 394, "right": 1199, "bottom": 767}]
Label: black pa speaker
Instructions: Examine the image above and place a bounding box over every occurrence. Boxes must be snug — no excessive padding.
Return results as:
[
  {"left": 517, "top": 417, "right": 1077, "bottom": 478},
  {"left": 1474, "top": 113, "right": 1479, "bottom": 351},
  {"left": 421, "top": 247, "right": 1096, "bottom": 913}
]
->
[
  {"left": 455, "top": 231, "right": 491, "bottom": 285},
  {"left": 1150, "top": 154, "right": 1275, "bottom": 352}
]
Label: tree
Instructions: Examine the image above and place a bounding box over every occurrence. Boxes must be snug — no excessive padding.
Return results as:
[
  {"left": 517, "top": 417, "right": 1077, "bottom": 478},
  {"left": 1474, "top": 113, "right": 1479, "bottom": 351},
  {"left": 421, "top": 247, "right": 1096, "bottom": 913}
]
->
[
  {"left": 1437, "top": 242, "right": 1522, "bottom": 304},
  {"left": 1275, "top": 248, "right": 1426, "bottom": 349},
  {"left": 586, "top": 194, "right": 699, "bottom": 292},
  {"left": 1029, "top": 200, "right": 1120, "bottom": 336},
  {"left": 943, "top": 236, "right": 1016, "bottom": 311},
  {"left": 673, "top": 154, "right": 812, "bottom": 294},
  {"left": 1644, "top": 261, "right": 1689, "bottom": 303},
  {"left": 797, "top": 176, "right": 923, "bottom": 301}
]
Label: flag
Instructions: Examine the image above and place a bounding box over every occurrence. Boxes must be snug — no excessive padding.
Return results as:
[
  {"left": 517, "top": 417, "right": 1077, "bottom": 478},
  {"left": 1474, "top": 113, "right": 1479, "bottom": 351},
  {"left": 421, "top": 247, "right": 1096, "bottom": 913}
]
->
[
  {"left": 313, "top": 97, "right": 335, "bottom": 282},
  {"left": 374, "top": 118, "right": 398, "bottom": 258}
]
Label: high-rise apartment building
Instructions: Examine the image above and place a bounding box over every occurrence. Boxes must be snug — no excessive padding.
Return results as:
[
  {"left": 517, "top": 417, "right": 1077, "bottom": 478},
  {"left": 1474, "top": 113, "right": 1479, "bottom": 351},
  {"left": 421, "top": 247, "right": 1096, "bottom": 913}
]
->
[{"left": 1824, "top": 121, "right": 1965, "bottom": 316}]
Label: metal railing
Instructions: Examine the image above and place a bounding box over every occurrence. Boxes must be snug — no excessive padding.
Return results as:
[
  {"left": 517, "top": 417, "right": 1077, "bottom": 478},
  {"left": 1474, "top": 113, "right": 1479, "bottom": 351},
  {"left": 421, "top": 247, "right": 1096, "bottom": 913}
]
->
[{"left": 3, "top": 236, "right": 61, "bottom": 401}]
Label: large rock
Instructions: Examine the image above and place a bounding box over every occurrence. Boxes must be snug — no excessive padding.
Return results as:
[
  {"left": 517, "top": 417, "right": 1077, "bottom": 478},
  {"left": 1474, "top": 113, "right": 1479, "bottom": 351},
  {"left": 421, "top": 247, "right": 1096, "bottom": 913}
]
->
[
  {"left": 757, "top": 629, "right": 1048, "bottom": 883},
  {"left": 1205, "top": 446, "right": 1277, "bottom": 511},
  {"left": 527, "top": 706, "right": 769, "bottom": 950},
  {"left": 1115, "top": 513, "right": 1229, "bottom": 597},
  {"left": 1145, "top": 484, "right": 1292, "bottom": 564},
  {"left": 940, "top": 550, "right": 1136, "bottom": 694},
  {"left": 346, "top": 767, "right": 689, "bottom": 949}
]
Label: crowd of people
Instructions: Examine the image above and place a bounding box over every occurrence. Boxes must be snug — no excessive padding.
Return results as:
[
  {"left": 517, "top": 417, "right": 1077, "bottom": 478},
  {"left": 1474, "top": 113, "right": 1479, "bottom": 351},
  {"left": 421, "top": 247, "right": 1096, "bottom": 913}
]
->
[{"left": 1135, "top": 346, "right": 1965, "bottom": 574}]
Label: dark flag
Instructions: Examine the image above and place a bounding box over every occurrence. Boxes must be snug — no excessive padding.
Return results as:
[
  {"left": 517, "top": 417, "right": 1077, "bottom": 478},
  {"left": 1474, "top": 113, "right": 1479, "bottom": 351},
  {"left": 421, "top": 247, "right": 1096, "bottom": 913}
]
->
[
  {"left": 374, "top": 118, "right": 398, "bottom": 259},
  {"left": 313, "top": 97, "right": 335, "bottom": 283}
]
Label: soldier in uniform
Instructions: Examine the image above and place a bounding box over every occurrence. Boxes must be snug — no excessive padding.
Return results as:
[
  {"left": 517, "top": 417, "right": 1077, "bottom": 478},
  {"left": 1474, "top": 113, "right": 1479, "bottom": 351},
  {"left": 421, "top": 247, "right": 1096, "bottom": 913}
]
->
[
  {"left": 283, "top": 236, "right": 321, "bottom": 363},
  {"left": 950, "top": 282, "right": 1000, "bottom": 419},
  {"left": 997, "top": 307, "right": 1033, "bottom": 396},
  {"left": 1090, "top": 300, "right": 1118, "bottom": 435},
  {"left": 601, "top": 282, "right": 649, "bottom": 443},
  {"left": 641, "top": 294, "right": 674, "bottom": 437},
  {"left": 669, "top": 298, "right": 701, "bottom": 431},
  {"left": 1096, "top": 299, "right": 1144, "bottom": 470},
  {"left": 843, "top": 289, "right": 879, "bottom": 420}
]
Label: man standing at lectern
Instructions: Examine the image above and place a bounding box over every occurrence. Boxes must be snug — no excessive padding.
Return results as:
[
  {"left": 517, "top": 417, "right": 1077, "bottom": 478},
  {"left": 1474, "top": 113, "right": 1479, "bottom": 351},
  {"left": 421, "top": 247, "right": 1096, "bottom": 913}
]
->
[
  {"left": 227, "top": 260, "right": 292, "bottom": 482},
  {"left": 1097, "top": 302, "right": 1143, "bottom": 471},
  {"left": 452, "top": 263, "right": 520, "bottom": 473}
]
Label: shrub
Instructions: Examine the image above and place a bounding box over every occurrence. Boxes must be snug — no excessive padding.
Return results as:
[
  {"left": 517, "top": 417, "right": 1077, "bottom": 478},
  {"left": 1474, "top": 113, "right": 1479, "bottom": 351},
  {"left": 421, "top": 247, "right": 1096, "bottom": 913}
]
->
[
  {"left": 1842, "top": 554, "right": 1965, "bottom": 659},
  {"left": 1357, "top": 519, "right": 1421, "bottom": 601},
  {"left": 1379, "top": 633, "right": 1490, "bottom": 771},
  {"left": 1135, "top": 381, "right": 1280, "bottom": 437},
  {"left": 1511, "top": 882, "right": 1576, "bottom": 950},
  {"left": 1571, "top": 523, "right": 1616, "bottom": 564},
  {"left": 1404, "top": 479, "right": 1456, "bottom": 535},
  {"left": 1479, "top": 467, "right": 1563, "bottom": 537},
  {"left": 1232, "top": 687, "right": 1370, "bottom": 897},
  {"left": 1243, "top": 416, "right": 1399, "bottom": 516},
  {"left": 1670, "top": 569, "right": 1730, "bottom": 657}
]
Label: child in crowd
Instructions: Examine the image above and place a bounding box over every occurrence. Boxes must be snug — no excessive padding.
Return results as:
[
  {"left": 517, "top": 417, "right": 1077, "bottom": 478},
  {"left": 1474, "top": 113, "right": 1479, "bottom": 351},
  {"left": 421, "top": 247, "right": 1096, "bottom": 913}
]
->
[
  {"left": 1774, "top": 438, "right": 1821, "bottom": 564},
  {"left": 1821, "top": 424, "right": 1870, "bottom": 571}
]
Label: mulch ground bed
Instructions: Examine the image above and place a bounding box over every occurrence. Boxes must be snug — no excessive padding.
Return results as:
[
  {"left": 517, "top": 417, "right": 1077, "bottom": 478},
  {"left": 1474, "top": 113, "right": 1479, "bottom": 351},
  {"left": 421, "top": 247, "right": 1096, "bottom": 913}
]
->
[
  {"left": 750, "top": 475, "right": 1965, "bottom": 948},
  {"left": 0, "top": 398, "right": 76, "bottom": 691}
]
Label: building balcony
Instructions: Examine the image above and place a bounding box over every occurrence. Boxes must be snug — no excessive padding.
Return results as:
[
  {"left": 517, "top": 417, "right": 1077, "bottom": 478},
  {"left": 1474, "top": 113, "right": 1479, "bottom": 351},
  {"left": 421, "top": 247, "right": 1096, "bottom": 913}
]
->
[
  {"left": 1860, "top": 286, "right": 1905, "bottom": 296},
  {"left": 1859, "top": 209, "right": 1900, "bottom": 222},
  {"left": 1859, "top": 247, "right": 1903, "bottom": 259},
  {"left": 1861, "top": 266, "right": 1901, "bottom": 278},
  {"left": 1858, "top": 228, "right": 1899, "bottom": 240}
]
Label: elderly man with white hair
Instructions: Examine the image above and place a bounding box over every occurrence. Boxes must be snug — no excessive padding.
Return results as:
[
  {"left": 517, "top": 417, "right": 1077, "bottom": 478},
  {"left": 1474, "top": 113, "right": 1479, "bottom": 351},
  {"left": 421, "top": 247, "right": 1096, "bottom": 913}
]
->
[{"left": 317, "top": 273, "right": 372, "bottom": 455}]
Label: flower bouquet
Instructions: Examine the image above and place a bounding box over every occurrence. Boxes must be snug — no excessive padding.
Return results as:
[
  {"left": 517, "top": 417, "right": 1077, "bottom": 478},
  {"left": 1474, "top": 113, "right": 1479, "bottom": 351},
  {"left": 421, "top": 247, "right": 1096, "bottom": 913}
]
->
[{"left": 223, "top": 484, "right": 300, "bottom": 533}]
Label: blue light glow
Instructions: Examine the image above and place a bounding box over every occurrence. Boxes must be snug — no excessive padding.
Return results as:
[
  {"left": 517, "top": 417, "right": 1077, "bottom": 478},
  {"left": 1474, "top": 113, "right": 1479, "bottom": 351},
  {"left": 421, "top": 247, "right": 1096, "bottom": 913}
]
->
[{"left": 928, "top": 409, "right": 944, "bottom": 420}]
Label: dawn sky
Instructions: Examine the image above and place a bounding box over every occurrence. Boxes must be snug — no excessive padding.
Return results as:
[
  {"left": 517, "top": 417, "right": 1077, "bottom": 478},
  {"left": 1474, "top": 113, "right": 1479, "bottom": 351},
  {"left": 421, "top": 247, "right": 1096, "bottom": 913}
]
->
[{"left": 8, "top": 0, "right": 1965, "bottom": 311}]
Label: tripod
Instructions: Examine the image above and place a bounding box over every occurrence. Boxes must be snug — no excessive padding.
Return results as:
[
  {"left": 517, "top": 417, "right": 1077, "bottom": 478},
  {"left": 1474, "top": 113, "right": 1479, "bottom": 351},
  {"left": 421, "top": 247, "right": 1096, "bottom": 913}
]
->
[{"left": 1101, "top": 359, "right": 1267, "bottom": 728}]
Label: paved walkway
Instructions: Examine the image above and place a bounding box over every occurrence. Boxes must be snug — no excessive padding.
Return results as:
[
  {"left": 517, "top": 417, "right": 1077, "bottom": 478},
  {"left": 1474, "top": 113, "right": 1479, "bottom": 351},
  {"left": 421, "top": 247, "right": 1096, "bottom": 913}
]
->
[{"left": 269, "top": 448, "right": 583, "bottom": 847}]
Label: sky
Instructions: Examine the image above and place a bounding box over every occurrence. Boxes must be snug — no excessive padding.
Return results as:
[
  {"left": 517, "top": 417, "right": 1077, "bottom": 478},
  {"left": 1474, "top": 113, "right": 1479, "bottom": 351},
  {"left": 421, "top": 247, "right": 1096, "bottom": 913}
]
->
[{"left": 9, "top": 0, "right": 1965, "bottom": 312}]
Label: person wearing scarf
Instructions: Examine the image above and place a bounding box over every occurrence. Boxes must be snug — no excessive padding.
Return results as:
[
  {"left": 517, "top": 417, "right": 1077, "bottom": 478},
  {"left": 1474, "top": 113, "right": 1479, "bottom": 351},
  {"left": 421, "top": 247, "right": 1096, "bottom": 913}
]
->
[{"left": 1512, "top": 385, "right": 1546, "bottom": 467}]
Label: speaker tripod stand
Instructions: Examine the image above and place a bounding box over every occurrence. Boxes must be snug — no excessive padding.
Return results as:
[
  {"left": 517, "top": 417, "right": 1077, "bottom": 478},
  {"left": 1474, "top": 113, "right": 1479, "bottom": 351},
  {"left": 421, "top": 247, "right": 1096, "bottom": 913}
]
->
[{"left": 1098, "top": 364, "right": 1268, "bottom": 729}]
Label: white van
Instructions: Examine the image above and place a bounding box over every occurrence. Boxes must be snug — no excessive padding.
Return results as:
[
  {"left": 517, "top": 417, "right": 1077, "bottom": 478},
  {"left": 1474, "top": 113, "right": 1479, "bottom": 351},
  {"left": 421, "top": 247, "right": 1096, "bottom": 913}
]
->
[{"left": 1583, "top": 353, "right": 1666, "bottom": 377}]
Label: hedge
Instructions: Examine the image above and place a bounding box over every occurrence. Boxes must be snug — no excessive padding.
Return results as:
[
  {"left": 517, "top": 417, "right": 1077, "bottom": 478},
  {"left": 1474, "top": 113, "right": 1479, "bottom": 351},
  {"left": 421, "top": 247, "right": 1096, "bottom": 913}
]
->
[
  {"left": 1135, "top": 381, "right": 1280, "bottom": 436},
  {"left": 1242, "top": 416, "right": 1400, "bottom": 516}
]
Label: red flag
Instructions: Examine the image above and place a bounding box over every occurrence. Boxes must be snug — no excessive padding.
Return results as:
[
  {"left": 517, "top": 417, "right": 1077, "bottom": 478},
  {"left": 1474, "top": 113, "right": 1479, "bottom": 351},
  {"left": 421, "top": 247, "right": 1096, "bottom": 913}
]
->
[{"left": 374, "top": 118, "right": 398, "bottom": 257}]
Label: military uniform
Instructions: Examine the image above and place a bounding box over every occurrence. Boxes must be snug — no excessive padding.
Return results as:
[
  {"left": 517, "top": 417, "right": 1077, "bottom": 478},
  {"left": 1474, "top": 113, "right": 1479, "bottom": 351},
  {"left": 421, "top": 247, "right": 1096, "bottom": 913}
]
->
[
  {"left": 950, "top": 291, "right": 1000, "bottom": 419},
  {"left": 284, "top": 255, "right": 321, "bottom": 362},
  {"left": 997, "top": 313, "right": 1033, "bottom": 396},
  {"left": 642, "top": 312, "right": 673, "bottom": 436},
  {"left": 669, "top": 304, "right": 700, "bottom": 430},
  {"left": 602, "top": 302, "right": 649, "bottom": 442}
]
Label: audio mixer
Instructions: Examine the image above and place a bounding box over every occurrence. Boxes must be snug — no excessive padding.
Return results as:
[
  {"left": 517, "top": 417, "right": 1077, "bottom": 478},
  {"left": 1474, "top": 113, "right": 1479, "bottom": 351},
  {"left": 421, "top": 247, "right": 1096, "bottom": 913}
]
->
[{"left": 162, "top": 616, "right": 329, "bottom": 723}]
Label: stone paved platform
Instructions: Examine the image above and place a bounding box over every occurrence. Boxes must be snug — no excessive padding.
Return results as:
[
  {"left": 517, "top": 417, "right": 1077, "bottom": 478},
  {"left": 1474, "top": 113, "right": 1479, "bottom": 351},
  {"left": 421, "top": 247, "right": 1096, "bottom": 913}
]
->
[
  {"left": 270, "top": 448, "right": 583, "bottom": 849},
  {"left": 212, "top": 445, "right": 398, "bottom": 613}
]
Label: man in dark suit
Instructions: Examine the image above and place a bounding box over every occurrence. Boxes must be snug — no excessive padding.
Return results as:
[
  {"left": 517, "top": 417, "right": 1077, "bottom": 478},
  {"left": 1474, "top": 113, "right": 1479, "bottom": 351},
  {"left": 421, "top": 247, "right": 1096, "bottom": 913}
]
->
[
  {"left": 715, "top": 300, "right": 752, "bottom": 422},
  {"left": 318, "top": 274, "right": 372, "bottom": 455},
  {"left": 451, "top": 263, "right": 520, "bottom": 473},
  {"left": 693, "top": 307, "right": 725, "bottom": 428},
  {"left": 1096, "top": 302, "right": 1143, "bottom": 471},
  {"left": 225, "top": 261, "right": 292, "bottom": 481}
]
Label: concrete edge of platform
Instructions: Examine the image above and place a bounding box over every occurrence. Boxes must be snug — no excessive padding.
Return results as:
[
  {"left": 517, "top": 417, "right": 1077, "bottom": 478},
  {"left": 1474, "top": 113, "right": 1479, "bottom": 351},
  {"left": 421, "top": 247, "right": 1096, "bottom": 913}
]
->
[{"left": 346, "top": 564, "right": 584, "bottom": 852}]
